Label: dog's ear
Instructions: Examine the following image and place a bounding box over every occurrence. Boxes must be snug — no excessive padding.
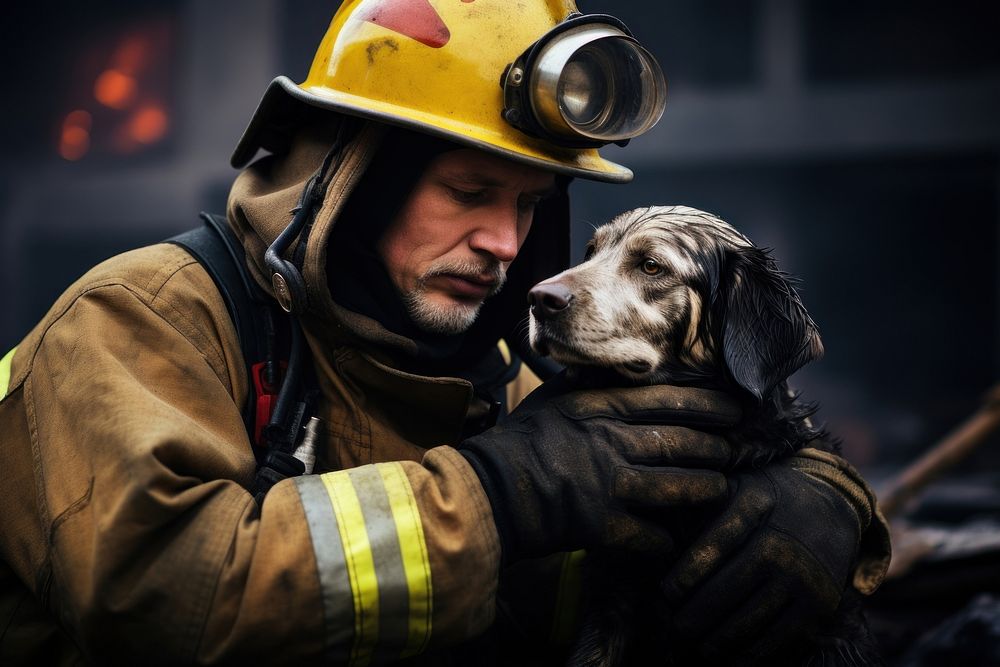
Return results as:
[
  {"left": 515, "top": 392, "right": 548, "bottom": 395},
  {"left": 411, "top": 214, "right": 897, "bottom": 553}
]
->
[{"left": 714, "top": 245, "right": 824, "bottom": 402}]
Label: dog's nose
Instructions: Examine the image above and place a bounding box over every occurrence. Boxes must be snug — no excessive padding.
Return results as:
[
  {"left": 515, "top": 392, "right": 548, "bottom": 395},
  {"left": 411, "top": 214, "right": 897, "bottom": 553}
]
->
[{"left": 528, "top": 283, "right": 573, "bottom": 318}]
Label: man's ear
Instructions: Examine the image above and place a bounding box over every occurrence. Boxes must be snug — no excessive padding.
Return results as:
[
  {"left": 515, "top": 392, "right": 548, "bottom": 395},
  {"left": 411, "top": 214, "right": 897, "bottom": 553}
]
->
[{"left": 714, "top": 246, "right": 824, "bottom": 402}]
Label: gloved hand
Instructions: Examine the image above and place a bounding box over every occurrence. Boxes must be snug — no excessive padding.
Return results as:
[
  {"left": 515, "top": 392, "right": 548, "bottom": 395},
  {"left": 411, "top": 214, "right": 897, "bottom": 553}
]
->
[
  {"left": 458, "top": 373, "right": 741, "bottom": 565},
  {"left": 660, "top": 448, "right": 887, "bottom": 663}
]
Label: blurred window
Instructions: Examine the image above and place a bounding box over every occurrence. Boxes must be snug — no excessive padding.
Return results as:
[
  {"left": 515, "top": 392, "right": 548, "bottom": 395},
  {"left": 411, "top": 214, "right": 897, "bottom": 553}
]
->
[
  {"left": 805, "top": 0, "right": 1000, "bottom": 83},
  {"left": 0, "top": 2, "right": 177, "bottom": 163}
]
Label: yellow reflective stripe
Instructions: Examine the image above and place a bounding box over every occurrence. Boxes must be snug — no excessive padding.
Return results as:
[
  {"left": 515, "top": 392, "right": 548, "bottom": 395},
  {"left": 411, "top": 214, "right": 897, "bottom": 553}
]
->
[
  {"left": 497, "top": 339, "right": 511, "bottom": 365},
  {"left": 549, "top": 550, "right": 586, "bottom": 645},
  {"left": 295, "top": 475, "right": 354, "bottom": 663},
  {"left": 322, "top": 472, "right": 379, "bottom": 667},
  {"left": 376, "top": 463, "right": 433, "bottom": 657},
  {"left": 307, "top": 464, "right": 435, "bottom": 664},
  {"left": 0, "top": 347, "right": 16, "bottom": 399}
]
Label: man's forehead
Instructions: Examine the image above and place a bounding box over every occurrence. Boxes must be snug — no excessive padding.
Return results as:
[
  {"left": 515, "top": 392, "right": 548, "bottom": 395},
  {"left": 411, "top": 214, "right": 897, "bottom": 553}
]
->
[{"left": 432, "top": 149, "right": 557, "bottom": 192}]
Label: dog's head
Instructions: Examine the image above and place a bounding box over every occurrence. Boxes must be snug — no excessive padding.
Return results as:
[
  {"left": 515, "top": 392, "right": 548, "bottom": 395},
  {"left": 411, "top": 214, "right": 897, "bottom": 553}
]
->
[{"left": 528, "top": 206, "right": 823, "bottom": 400}]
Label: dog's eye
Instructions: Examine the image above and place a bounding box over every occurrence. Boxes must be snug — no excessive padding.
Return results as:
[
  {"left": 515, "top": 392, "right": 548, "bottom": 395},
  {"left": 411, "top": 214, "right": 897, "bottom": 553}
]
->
[
  {"left": 584, "top": 244, "right": 596, "bottom": 261},
  {"left": 641, "top": 259, "right": 663, "bottom": 276}
]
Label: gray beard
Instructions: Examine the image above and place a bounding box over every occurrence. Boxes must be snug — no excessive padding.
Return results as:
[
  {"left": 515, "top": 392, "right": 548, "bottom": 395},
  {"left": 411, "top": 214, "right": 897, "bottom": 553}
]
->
[
  {"left": 402, "top": 290, "right": 483, "bottom": 335},
  {"left": 402, "top": 259, "right": 507, "bottom": 335}
]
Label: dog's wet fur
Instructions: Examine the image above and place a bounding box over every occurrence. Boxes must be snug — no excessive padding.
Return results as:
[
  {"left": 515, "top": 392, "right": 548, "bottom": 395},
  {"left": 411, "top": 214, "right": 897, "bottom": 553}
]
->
[{"left": 527, "top": 206, "right": 880, "bottom": 666}]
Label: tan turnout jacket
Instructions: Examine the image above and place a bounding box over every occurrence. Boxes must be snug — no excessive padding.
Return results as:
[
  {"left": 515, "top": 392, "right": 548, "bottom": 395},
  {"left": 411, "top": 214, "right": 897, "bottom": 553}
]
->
[
  {"left": 0, "top": 123, "right": 518, "bottom": 665},
  {"left": 0, "top": 121, "right": 890, "bottom": 665}
]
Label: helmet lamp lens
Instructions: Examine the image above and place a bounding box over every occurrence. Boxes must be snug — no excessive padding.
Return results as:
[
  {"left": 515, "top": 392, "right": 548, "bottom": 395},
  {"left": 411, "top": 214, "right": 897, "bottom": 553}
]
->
[
  {"left": 556, "top": 38, "right": 664, "bottom": 141},
  {"left": 559, "top": 50, "right": 612, "bottom": 127}
]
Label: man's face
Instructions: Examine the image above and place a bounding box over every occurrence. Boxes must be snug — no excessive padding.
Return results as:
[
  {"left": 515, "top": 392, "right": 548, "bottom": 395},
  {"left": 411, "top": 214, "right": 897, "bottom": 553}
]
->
[{"left": 377, "top": 148, "right": 556, "bottom": 334}]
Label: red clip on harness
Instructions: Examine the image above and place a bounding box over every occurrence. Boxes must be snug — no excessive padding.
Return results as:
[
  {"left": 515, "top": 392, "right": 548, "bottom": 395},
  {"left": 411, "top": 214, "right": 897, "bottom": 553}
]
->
[{"left": 251, "top": 361, "right": 285, "bottom": 447}]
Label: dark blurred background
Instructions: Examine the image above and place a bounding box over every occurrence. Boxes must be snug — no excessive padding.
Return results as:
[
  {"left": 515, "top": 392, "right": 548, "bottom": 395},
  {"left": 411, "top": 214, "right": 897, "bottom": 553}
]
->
[
  {"left": 2, "top": 0, "right": 999, "bottom": 493},
  {"left": 2, "top": 0, "right": 1000, "bottom": 661}
]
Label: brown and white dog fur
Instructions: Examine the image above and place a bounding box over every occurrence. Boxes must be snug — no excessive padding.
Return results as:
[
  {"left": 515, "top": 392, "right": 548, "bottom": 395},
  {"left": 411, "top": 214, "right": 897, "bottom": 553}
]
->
[{"left": 527, "top": 206, "right": 879, "bottom": 666}]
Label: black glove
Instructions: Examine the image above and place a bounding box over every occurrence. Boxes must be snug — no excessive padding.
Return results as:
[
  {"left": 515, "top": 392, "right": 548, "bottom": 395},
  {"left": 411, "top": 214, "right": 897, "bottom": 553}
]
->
[
  {"left": 458, "top": 373, "right": 741, "bottom": 565},
  {"left": 660, "top": 451, "right": 879, "bottom": 663}
]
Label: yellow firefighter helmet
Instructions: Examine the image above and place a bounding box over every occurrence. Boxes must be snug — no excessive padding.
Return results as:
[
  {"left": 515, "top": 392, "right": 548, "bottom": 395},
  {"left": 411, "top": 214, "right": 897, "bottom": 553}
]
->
[{"left": 231, "top": 0, "right": 667, "bottom": 183}]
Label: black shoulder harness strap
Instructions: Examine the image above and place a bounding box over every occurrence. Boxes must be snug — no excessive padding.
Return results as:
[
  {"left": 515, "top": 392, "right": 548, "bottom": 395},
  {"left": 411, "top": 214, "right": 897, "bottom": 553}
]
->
[
  {"left": 166, "top": 212, "right": 273, "bottom": 450},
  {"left": 168, "top": 214, "right": 319, "bottom": 502}
]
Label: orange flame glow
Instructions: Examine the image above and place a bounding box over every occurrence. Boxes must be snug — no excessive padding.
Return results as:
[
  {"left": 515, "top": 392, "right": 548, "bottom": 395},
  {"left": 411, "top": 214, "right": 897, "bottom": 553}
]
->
[
  {"left": 94, "top": 69, "right": 138, "bottom": 110},
  {"left": 128, "top": 105, "right": 169, "bottom": 144},
  {"left": 59, "top": 110, "right": 93, "bottom": 161}
]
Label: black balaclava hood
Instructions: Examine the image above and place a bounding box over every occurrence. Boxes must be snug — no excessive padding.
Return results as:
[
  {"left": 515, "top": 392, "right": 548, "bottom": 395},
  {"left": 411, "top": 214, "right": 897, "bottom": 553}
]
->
[{"left": 327, "top": 128, "right": 454, "bottom": 356}]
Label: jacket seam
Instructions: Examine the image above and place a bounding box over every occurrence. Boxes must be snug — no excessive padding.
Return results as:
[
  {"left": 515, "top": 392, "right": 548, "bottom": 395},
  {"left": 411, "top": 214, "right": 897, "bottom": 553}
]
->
[
  {"left": 47, "top": 478, "right": 95, "bottom": 546},
  {"left": 147, "top": 251, "right": 232, "bottom": 390},
  {"left": 22, "top": 378, "right": 54, "bottom": 566},
  {"left": 8, "top": 247, "right": 232, "bottom": 400},
  {"left": 144, "top": 247, "right": 195, "bottom": 298},
  {"left": 20, "top": 279, "right": 241, "bottom": 654},
  {"left": 23, "top": 279, "right": 233, "bottom": 404},
  {"left": 22, "top": 379, "right": 89, "bottom": 662},
  {"left": 149, "top": 273, "right": 233, "bottom": 393}
]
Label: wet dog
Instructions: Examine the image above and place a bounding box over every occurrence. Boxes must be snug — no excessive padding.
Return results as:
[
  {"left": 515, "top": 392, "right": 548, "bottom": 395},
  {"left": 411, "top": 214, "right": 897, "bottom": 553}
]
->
[{"left": 527, "top": 206, "right": 878, "bottom": 666}]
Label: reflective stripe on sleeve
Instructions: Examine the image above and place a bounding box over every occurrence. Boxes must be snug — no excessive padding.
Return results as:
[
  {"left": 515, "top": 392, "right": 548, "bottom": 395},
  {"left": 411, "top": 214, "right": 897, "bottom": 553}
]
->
[
  {"left": 295, "top": 463, "right": 433, "bottom": 666},
  {"left": 0, "top": 347, "right": 16, "bottom": 399},
  {"left": 377, "top": 463, "right": 432, "bottom": 657},
  {"left": 323, "top": 470, "right": 381, "bottom": 665},
  {"left": 297, "top": 474, "right": 355, "bottom": 664}
]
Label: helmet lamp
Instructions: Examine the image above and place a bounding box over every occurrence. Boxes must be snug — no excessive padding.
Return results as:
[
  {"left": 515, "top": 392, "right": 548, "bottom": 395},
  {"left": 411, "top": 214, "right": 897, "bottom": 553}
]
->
[{"left": 503, "top": 15, "right": 667, "bottom": 148}]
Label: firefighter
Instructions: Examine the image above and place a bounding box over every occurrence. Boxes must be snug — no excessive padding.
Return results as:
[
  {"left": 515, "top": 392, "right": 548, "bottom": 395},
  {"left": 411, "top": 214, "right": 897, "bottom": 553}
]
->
[{"left": 0, "top": 1, "right": 890, "bottom": 664}]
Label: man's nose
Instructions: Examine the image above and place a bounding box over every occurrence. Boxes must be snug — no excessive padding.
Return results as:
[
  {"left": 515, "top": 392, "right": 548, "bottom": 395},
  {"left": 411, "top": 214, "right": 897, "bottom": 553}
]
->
[{"left": 468, "top": 211, "right": 519, "bottom": 263}]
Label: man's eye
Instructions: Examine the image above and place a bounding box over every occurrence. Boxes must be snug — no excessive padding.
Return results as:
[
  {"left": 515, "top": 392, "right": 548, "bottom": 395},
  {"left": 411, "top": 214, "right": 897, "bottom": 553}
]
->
[{"left": 449, "top": 187, "right": 485, "bottom": 204}]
